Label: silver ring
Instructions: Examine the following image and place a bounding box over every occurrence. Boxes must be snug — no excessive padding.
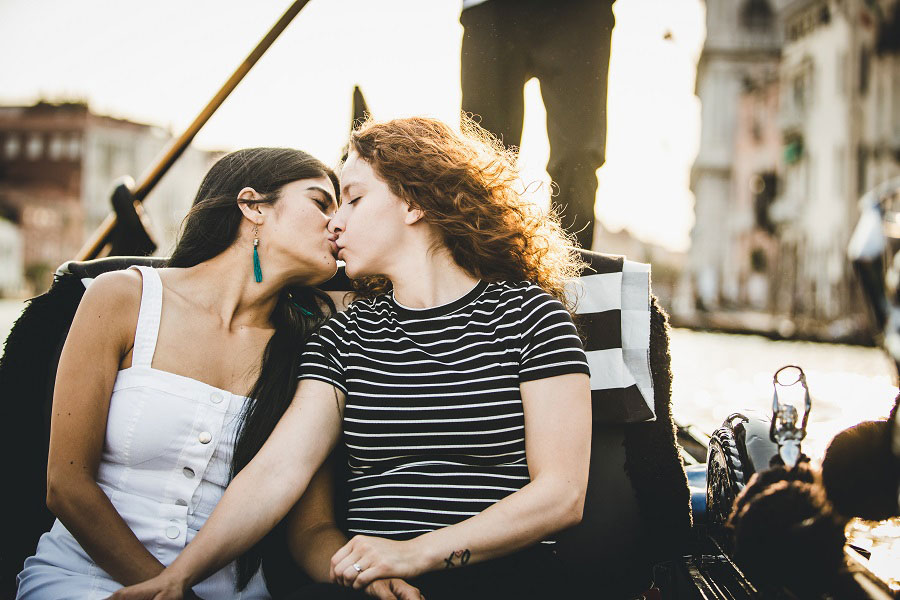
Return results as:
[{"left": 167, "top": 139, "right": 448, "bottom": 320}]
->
[{"left": 352, "top": 562, "right": 363, "bottom": 573}]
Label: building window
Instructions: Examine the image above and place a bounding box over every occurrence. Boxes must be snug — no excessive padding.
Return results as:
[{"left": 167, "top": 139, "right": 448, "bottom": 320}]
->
[
  {"left": 784, "top": 134, "right": 804, "bottom": 165},
  {"left": 67, "top": 134, "right": 82, "bottom": 160},
  {"left": 791, "top": 59, "right": 814, "bottom": 111},
  {"left": 740, "top": 0, "right": 774, "bottom": 31},
  {"left": 857, "top": 145, "right": 868, "bottom": 195},
  {"left": 750, "top": 248, "right": 768, "bottom": 272},
  {"left": 49, "top": 134, "right": 65, "bottom": 160},
  {"left": 752, "top": 171, "right": 778, "bottom": 233},
  {"left": 26, "top": 134, "right": 43, "bottom": 160},
  {"left": 860, "top": 46, "right": 870, "bottom": 95},
  {"left": 4, "top": 134, "right": 20, "bottom": 159}
]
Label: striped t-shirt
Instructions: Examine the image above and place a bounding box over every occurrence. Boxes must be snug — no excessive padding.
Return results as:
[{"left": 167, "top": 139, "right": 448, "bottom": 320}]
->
[{"left": 298, "top": 280, "right": 590, "bottom": 540}]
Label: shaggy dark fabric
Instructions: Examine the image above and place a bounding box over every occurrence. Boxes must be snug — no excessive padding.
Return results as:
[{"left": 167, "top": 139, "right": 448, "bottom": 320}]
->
[
  {"left": 728, "top": 465, "right": 848, "bottom": 598},
  {"left": 822, "top": 419, "right": 900, "bottom": 520},
  {"left": 622, "top": 296, "right": 693, "bottom": 563},
  {"left": 1, "top": 275, "right": 87, "bottom": 598}
]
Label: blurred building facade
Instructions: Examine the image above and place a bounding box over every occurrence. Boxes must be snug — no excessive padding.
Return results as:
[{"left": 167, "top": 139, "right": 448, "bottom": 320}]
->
[
  {"left": 0, "top": 101, "right": 222, "bottom": 293},
  {"left": 684, "top": 0, "right": 900, "bottom": 340},
  {"left": 689, "top": 0, "right": 785, "bottom": 311}
]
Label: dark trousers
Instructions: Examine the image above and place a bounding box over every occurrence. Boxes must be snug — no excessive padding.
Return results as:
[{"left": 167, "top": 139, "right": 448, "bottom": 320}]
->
[
  {"left": 460, "top": 0, "right": 615, "bottom": 250},
  {"left": 285, "top": 544, "right": 569, "bottom": 600}
]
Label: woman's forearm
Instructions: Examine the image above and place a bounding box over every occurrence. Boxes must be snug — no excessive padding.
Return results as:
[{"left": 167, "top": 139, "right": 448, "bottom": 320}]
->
[
  {"left": 290, "top": 522, "right": 348, "bottom": 582},
  {"left": 411, "top": 475, "right": 583, "bottom": 572},
  {"left": 161, "top": 457, "right": 318, "bottom": 590},
  {"left": 285, "top": 457, "right": 348, "bottom": 582},
  {"left": 47, "top": 476, "right": 165, "bottom": 585},
  {"left": 331, "top": 475, "right": 584, "bottom": 589}
]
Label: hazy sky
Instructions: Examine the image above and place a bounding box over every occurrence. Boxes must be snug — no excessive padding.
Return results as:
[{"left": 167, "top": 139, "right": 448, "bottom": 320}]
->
[{"left": 0, "top": 0, "right": 705, "bottom": 251}]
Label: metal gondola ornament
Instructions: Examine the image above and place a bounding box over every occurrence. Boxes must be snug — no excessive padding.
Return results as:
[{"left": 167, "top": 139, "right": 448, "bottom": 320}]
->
[{"left": 769, "top": 365, "right": 811, "bottom": 469}]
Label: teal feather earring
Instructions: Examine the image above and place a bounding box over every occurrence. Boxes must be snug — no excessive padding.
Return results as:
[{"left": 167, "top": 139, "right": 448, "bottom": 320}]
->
[{"left": 252, "top": 224, "right": 263, "bottom": 283}]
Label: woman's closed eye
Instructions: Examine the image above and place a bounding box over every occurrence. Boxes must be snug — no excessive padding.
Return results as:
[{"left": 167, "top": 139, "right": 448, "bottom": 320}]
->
[
  {"left": 348, "top": 196, "right": 362, "bottom": 205},
  {"left": 314, "top": 196, "right": 335, "bottom": 214}
]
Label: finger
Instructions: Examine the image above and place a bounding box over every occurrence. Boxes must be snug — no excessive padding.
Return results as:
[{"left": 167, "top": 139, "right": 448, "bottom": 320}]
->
[
  {"left": 391, "top": 580, "right": 423, "bottom": 600},
  {"left": 366, "top": 581, "right": 398, "bottom": 600},
  {"left": 340, "top": 563, "right": 362, "bottom": 587},
  {"left": 333, "top": 548, "right": 363, "bottom": 585},
  {"left": 354, "top": 566, "right": 383, "bottom": 590},
  {"left": 330, "top": 542, "right": 353, "bottom": 578},
  {"left": 334, "top": 554, "right": 364, "bottom": 586},
  {"left": 333, "top": 555, "right": 351, "bottom": 586}
]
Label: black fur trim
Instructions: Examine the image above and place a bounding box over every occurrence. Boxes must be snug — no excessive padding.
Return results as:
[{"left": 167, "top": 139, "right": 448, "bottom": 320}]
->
[
  {"left": 622, "top": 296, "right": 693, "bottom": 562},
  {"left": 1, "top": 276, "right": 87, "bottom": 597}
]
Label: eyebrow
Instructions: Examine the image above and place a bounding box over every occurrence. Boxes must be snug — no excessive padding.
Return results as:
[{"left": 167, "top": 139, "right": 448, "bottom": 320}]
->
[
  {"left": 307, "top": 185, "right": 337, "bottom": 207},
  {"left": 340, "top": 181, "right": 356, "bottom": 198}
]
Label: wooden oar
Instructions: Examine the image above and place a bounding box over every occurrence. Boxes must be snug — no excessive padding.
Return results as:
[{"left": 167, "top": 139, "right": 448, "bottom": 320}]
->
[{"left": 75, "top": 0, "right": 312, "bottom": 260}]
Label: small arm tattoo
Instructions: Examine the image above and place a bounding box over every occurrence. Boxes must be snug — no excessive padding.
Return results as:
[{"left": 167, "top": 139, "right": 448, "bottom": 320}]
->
[{"left": 443, "top": 548, "right": 471, "bottom": 569}]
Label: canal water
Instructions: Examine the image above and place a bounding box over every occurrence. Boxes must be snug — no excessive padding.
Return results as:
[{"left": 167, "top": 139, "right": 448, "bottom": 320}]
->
[
  {"left": 670, "top": 328, "right": 897, "bottom": 459},
  {"left": 2, "top": 299, "right": 897, "bottom": 459}
]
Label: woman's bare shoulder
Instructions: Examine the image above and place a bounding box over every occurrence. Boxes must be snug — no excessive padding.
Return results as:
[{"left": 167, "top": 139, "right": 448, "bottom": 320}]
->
[
  {"left": 83, "top": 268, "right": 143, "bottom": 306},
  {"left": 74, "top": 269, "right": 144, "bottom": 337}
]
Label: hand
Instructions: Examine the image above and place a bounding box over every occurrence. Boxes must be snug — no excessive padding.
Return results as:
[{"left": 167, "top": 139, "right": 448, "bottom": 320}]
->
[
  {"left": 106, "top": 573, "right": 191, "bottom": 600},
  {"left": 364, "top": 578, "right": 425, "bottom": 600},
  {"left": 331, "top": 535, "right": 429, "bottom": 590}
]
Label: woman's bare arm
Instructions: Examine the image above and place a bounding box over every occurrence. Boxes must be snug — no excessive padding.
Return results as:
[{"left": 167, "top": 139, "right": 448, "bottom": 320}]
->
[
  {"left": 46, "top": 270, "right": 168, "bottom": 585},
  {"left": 284, "top": 459, "right": 348, "bottom": 582}
]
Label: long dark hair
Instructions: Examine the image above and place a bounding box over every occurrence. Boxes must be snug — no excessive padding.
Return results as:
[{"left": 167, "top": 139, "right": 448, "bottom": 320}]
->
[{"left": 168, "top": 148, "right": 338, "bottom": 588}]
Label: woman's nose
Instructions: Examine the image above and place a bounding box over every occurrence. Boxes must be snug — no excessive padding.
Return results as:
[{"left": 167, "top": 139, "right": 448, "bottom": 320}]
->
[{"left": 328, "top": 207, "right": 346, "bottom": 234}]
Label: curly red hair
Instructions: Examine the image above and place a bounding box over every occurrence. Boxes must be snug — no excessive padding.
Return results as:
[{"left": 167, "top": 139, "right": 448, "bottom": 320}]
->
[{"left": 347, "top": 115, "right": 584, "bottom": 308}]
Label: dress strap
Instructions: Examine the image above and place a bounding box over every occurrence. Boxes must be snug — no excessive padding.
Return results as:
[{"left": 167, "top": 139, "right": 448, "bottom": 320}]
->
[{"left": 129, "top": 266, "right": 163, "bottom": 369}]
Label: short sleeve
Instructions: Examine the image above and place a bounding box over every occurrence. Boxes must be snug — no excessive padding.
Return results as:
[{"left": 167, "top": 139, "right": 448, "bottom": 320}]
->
[
  {"left": 518, "top": 285, "right": 590, "bottom": 383},
  {"left": 298, "top": 313, "right": 348, "bottom": 394}
]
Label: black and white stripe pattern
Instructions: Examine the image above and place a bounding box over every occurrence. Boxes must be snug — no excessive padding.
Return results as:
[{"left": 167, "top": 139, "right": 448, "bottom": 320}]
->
[
  {"left": 299, "top": 280, "right": 589, "bottom": 540},
  {"left": 567, "top": 251, "right": 655, "bottom": 423}
]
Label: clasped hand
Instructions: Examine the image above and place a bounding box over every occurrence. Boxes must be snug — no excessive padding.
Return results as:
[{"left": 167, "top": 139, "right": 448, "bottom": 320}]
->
[
  {"left": 331, "top": 535, "right": 429, "bottom": 590},
  {"left": 105, "top": 574, "right": 196, "bottom": 600}
]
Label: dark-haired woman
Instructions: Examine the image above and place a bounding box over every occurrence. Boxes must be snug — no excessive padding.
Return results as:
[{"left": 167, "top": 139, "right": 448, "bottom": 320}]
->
[
  {"left": 16, "top": 148, "right": 342, "bottom": 600},
  {"left": 113, "top": 116, "right": 592, "bottom": 600}
]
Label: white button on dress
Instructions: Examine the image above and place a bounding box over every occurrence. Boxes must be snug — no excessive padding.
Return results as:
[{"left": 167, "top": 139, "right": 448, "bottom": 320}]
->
[{"left": 17, "top": 266, "right": 270, "bottom": 600}]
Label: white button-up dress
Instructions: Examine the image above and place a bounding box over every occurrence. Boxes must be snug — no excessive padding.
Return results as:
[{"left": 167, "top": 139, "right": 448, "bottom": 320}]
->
[{"left": 17, "top": 267, "right": 270, "bottom": 599}]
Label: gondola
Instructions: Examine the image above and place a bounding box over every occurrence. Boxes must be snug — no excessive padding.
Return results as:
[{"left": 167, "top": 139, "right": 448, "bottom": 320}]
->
[{"left": 2, "top": 2, "right": 899, "bottom": 598}]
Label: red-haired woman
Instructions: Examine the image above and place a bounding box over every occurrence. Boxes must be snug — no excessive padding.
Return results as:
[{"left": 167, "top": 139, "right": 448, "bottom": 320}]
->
[{"left": 113, "top": 117, "right": 592, "bottom": 600}]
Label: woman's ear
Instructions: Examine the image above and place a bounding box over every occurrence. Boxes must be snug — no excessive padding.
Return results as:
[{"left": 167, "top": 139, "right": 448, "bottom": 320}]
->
[
  {"left": 404, "top": 205, "right": 425, "bottom": 225},
  {"left": 237, "top": 187, "right": 265, "bottom": 225}
]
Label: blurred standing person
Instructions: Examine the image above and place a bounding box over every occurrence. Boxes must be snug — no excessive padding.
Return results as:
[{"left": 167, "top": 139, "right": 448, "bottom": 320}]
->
[{"left": 460, "top": 0, "right": 616, "bottom": 250}]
